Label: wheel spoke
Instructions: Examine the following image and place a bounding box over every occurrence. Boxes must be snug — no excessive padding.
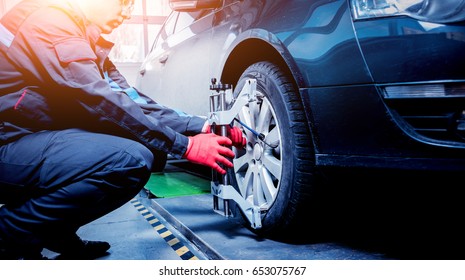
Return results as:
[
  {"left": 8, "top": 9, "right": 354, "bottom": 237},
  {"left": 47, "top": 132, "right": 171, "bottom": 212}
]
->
[
  {"left": 249, "top": 100, "right": 260, "bottom": 128},
  {"left": 233, "top": 151, "right": 251, "bottom": 173},
  {"left": 238, "top": 106, "right": 252, "bottom": 127},
  {"left": 265, "top": 125, "right": 280, "bottom": 147},
  {"left": 240, "top": 165, "right": 254, "bottom": 197},
  {"left": 238, "top": 106, "right": 256, "bottom": 143},
  {"left": 253, "top": 169, "right": 265, "bottom": 206},
  {"left": 262, "top": 153, "right": 282, "bottom": 180},
  {"left": 259, "top": 165, "right": 277, "bottom": 204},
  {"left": 256, "top": 100, "right": 272, "bottom": 133}
]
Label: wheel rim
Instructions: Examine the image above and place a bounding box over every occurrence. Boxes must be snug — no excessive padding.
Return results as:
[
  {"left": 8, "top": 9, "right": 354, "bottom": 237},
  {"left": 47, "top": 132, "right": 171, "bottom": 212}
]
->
[{"left": 233, "top": 91, "right": 282, "bottom": 211}]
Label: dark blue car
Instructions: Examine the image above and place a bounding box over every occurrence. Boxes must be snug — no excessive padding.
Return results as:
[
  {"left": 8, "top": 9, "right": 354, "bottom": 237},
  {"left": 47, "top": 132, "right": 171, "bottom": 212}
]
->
[{"left": 136, "top": 0, "right": 465, "bottom": 237}]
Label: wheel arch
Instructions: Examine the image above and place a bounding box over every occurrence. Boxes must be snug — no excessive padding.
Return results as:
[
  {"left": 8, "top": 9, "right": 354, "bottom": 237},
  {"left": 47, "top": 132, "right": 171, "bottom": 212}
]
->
[{"left": 218, "top": 33, "right": 305, "bottom": 90}]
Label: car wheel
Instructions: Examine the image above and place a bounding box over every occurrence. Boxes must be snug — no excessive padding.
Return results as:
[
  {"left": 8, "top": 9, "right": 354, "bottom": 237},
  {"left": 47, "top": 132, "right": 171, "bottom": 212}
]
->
[{"left": 228, "top": 61, "right": 316, "bottom": 238}]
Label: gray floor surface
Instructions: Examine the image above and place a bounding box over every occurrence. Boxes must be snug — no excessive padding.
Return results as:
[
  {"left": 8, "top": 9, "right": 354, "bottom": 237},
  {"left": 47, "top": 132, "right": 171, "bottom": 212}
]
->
[{"left": 42, "top": 193, "right": 205, "bottom": 260}]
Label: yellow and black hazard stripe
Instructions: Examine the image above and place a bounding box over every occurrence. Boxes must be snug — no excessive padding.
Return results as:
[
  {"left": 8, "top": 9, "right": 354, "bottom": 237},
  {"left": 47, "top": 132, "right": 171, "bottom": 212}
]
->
[{"left": 130, "top": 198, "right": 199, "bottom": 260}]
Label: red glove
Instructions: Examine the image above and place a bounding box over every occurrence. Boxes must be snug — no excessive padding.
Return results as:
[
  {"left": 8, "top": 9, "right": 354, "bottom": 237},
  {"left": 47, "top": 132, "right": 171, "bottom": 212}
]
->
[
  {"left": 205, "top": 125, "right": 246, "bottom": 148},
  {"left": 228, "top": 126, "right": 247, "bottom": 148},
  {"left": 183, "top": 133, "right": 235, "bottom": 174}
]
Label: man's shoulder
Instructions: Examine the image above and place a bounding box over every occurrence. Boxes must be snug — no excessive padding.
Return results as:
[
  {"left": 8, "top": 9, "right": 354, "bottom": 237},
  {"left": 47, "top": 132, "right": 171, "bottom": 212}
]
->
[{"left": 2, "top": 0, "right": 86, "bottom": 34}]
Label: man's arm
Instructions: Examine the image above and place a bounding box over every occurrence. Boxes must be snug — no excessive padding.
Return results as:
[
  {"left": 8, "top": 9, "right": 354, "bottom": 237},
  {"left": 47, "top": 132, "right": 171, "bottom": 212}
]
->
[{"left": 8, "top": 6, "right": 189, "bottom": 158}]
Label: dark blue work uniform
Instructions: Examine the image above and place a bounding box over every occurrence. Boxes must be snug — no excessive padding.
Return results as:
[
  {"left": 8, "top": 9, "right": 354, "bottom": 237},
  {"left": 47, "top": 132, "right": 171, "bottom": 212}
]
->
[{"left": 0, "top": 0, "right": 205, "bottom": 253}]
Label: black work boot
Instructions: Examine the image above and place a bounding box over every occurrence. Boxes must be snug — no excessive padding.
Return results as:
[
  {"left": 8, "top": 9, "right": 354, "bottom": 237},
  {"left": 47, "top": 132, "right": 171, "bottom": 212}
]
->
[{"left": 44, "top": 234, "right": 110, "bottom": 260}]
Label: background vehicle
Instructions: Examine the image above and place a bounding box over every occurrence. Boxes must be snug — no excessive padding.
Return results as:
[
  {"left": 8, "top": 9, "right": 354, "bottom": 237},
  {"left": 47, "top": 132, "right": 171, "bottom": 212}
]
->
[{"left": 135, "top": 0, "right": 465, "bottom": 238}]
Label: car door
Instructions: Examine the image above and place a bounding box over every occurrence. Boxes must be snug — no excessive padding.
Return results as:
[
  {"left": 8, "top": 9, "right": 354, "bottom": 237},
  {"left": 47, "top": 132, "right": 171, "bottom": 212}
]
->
[{"left": 136, "top": 9, "right": 217, "bottom": 116}]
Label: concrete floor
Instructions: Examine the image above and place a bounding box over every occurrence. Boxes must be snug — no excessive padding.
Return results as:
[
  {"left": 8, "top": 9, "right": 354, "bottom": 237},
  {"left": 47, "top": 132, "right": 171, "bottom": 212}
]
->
[
  {"left": 43, "top": 191, "right": 380, "bottom": 261},
  {"left": 152, "top": 194, "right": 387, "bottom": 260},
  {"left": 40, "top": 162, "right": 389, "bottom": 260},
  {"left": 42, "top": 192, "right": 207, "bottom": 260}
]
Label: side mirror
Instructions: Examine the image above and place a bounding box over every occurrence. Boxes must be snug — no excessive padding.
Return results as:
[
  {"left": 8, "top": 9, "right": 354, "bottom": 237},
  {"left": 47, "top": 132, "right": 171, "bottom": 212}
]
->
[{"left": 169, "top": 0, "right": 222, "bottom": 12}]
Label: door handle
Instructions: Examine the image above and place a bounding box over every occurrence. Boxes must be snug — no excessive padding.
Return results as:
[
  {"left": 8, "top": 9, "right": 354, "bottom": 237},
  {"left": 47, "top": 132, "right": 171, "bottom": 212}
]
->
[{"left": 159, "top": 54, "right": 169, "bottom": 64}]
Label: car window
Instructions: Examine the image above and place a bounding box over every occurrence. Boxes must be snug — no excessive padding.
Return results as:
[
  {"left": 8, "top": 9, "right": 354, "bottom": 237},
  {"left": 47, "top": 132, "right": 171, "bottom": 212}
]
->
[
  {"left": 151, "top": 11, "right": 178, "bottom": 52},
  {"left": 174, "top": 10, "right": 214, "bottom": 33},
  {"left": 164, "top": 11, "right": 178, "bottom": 36}
]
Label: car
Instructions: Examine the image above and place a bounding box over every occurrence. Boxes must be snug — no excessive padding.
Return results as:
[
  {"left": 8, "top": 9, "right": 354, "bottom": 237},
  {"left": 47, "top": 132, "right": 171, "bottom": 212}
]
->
[{"left": 135, "top": 0, "right": 465, "bottom": 238}]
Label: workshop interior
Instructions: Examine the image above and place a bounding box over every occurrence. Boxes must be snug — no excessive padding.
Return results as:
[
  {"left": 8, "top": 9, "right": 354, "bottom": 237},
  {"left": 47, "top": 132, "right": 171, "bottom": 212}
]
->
[{"left": 1, "top": 0, "right": 465, "bottom": 262}]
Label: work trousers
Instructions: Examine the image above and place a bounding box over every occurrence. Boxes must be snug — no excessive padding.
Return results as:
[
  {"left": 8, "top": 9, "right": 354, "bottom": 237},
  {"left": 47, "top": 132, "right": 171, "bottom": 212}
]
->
[{"left": 0, "top": 129, "right": 153, "bottom": 250}]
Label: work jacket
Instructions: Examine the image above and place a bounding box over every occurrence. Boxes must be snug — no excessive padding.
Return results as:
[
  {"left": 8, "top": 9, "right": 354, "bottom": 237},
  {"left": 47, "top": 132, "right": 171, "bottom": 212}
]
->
[{"left": 0, "top": 0, "right": 205, "bottom": 158}]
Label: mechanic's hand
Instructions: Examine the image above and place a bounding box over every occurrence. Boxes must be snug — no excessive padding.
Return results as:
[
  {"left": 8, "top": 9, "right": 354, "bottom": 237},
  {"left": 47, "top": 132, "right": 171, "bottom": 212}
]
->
[
  {"left": 228, "top": 126, "right": 247, "bottom": 148},
  {"left": 205, "top": 124, "right": 247, "bottom": 148},
  {"left": 183, "top": 133, "right": 235, "bottom": 174}
]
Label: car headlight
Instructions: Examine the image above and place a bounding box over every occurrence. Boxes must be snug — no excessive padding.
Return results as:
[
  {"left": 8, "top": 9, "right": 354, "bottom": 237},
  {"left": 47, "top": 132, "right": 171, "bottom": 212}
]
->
[{"left": 350, "top": 0, "right": 465, "bottom": 23}]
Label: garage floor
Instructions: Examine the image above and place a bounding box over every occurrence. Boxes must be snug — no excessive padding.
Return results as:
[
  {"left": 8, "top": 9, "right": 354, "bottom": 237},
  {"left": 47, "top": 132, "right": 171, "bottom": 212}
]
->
[
  {"left": 41, "top": 161, "right": 387, "bottom": 260},
  {"left": 42, "top": 194, "right": 206, "bottom": 260},
  {"left": 39, "top": 160, "right": 465, "bottom": 261}
]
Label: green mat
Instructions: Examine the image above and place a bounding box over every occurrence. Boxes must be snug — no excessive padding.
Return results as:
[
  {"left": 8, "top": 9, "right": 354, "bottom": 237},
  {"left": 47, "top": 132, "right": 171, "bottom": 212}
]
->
[{"left": 144, "top": 172, "right": 211, "bottom": 198}]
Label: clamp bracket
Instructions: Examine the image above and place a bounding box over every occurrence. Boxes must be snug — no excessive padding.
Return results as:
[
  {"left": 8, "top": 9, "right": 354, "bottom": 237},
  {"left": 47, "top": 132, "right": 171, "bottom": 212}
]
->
[{"left": 208, "top": 78, "right": 262, "bottom": 229}]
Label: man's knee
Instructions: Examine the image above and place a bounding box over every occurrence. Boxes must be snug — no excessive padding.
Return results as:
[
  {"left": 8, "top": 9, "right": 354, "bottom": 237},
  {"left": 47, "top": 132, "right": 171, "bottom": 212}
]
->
[
  {"left": 119, "top": 141, "right": 154, "bottom": 171},
  {"left": 107, "top": 141, "right": 154, "bottom": 192},
  {"left": 49, "top": 130, "right": 154, "bottom": 193}
]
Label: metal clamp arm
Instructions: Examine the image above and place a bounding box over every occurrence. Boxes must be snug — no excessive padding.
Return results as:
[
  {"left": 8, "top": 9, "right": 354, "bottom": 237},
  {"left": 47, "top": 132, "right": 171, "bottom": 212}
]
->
[
  {"left": 208, "top": 78, "right": 262, "bottom": 229},
  {"left": 208, "top": 79, "right": 257, "bottom": 126}
]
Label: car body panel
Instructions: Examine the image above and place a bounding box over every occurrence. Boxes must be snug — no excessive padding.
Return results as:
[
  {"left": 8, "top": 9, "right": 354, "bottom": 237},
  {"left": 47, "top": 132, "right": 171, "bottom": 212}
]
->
[
  {"left": 354, "top": 18, "right": 465, "bottom": 83},
  {"left": 213, "top": 0, "right": 373, "bottom": 87},
  {"left": 137, "top": 10, "right": 216, "bottom": 116},
  {"left": 136, "top": 0, "right": 465, "bottom": 171}
]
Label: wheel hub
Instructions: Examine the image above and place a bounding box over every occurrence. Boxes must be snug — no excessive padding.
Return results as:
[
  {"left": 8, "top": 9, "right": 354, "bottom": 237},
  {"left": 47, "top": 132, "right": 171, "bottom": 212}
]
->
[{"left": 253, "top": 143, "right": 263, "bottom": 161}]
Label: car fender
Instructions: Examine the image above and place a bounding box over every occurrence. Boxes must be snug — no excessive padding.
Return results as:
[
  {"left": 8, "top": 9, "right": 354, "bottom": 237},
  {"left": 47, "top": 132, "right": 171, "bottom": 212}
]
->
[{"left": 214, "top": 28, "right": 305, "bottom": 89}]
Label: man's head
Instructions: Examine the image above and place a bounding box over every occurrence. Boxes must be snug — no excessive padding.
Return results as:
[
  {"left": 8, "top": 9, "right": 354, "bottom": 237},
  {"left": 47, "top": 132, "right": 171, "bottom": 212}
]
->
[{"left": 77, "top": 0, "right": 135, "bottom": 34}]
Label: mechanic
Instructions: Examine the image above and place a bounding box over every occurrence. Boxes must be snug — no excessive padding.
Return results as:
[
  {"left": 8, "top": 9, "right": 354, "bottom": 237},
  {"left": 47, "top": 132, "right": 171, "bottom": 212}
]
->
[{"left": 0, "top": 0, "right": 245, "bottom": 260}]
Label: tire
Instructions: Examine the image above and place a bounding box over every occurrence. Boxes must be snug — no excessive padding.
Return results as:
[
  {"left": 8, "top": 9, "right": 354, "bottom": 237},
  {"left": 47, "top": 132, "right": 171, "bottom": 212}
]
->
[{"left": 227, "top": 61, "right": 317, "bottom": 238}]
